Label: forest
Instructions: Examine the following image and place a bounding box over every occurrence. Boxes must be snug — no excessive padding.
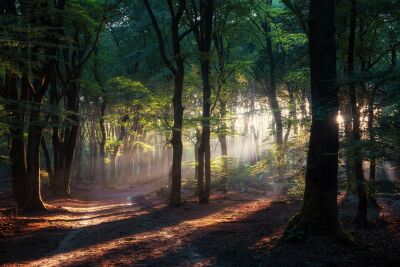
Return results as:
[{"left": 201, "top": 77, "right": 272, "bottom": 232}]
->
[{"left": 0, "top": 0, "right": 399, "bottom": 266}]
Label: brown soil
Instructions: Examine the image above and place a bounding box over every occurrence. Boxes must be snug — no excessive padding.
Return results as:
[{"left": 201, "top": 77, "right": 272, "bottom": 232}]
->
[{"left": 1, "top": 184, "right": 400, "bottom": 267}]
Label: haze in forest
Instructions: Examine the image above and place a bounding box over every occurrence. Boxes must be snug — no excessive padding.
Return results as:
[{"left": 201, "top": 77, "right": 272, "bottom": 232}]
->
[{"left": 0, "top": 0, "right": 400, "bottom": 266}]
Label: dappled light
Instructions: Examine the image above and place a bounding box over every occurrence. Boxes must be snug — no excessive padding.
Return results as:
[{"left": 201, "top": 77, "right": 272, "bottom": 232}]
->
[{"left": 1, "top": 0, "right": 400, "bottom": 266}]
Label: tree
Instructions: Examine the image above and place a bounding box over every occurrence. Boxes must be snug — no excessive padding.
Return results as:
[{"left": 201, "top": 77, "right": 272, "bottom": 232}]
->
[
  {"left": 347, "top": 0, "right": 367, "bottom": 224},
  {"left": 143, "top": 0, "right": 187, "bottom": 205},
  {"left": 186, "top": 0, "right": 214, "bottom": 204},
  {"left": 284, "top": 0, "right": 341, "bottom": 236}
]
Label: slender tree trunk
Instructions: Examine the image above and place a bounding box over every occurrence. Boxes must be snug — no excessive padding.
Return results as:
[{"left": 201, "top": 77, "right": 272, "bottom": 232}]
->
[
  {"left": 367, "top": 89, "right": 377, "bottom": 205},
  {"left": 4, "top": 73, "right": 26, "bottom": 206},
  {"left": 198, "top": 58, "right": 212, "bottom": 203},
  {"left": 170, "top": 70, "right": 184, "bottom": 205},
  {"left": 41, "top": 135, "right": 54, "bottom": 186},
  {"left": 195, "top": 128, "right": 202, "bottom": 197},
  {"left": 2, "top": 1, "right": 26, "bottom": 206},
  {"left": 264, "top": 0, "right": 283, "bottom": 144},
  {"left": 143, "top": 0, "right": 186, "bottom": 206},
  {"left": 25, "top": 93, "right": 46, "bottom": 211},
  {"left": 299, "top": 89, "right": 308, "bottom": 127},
  {"left": 340, "top": 94, "right": 355, "bottom": 192},
  {"left": 99, "top": 101, "right": 107, "bottom": 185},
  {"left": 219, "top": 99, "right": 228, "bottom": 193},
  {"left": 347, "top": 0, "right": 367, "bottom": 224},
  {"left": 50, "top": 66, "right": 61, "bottom": 192},
  {"left": 73, "top": 127, "right": 83, "bottom": 182},
  {"left": 94, "top": 47, "right": 107, "bottom": 186},
  {"left": 284, "top": 0, "right": 341, "bottom": 237},
  {"left": 110, "top": 115, "right": 128, "bottom": 182},
  {"left": 56, "top": 82, "right": 80, "bottom": 197},
  {"left": 194, "top": 0, "right": 214, "bottom": 204}
]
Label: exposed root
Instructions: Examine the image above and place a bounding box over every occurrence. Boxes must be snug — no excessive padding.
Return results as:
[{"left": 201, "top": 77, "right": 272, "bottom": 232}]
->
[{"left": 281, "top": 213, "right": 360, "bottom": 247}]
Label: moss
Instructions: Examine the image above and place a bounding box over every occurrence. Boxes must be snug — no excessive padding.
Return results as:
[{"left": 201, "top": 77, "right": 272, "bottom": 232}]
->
[{"left": 281, "top": 212, "right": 360, "bottom": 247}]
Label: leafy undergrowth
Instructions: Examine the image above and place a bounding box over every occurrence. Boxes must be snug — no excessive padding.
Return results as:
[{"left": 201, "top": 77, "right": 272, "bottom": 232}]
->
[{"left": 0, "top": 184, "right": 399, "bottom": 267}]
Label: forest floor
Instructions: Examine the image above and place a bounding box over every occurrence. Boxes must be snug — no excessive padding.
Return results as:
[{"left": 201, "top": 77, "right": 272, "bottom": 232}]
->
[{"left": 1, "top": 180, "right": 400, "bottom": 267}]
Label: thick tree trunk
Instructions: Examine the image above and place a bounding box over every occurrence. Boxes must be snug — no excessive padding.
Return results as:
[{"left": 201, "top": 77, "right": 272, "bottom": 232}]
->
[{"left": 284, "top": 0, "right": 340, "bottom": 237}]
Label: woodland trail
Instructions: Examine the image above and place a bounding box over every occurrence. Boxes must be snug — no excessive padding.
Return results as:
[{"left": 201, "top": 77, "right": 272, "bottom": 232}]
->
[
  {"left": 1, "top": 184, "right": 400, "bottom": 266},
  {"left": 0, "top": 182, "right": 292, "bottom": 266}
]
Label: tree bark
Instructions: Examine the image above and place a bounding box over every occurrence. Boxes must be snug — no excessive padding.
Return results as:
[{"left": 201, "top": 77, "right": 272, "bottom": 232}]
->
[
  {"left": 41, "top": 135, "right": 54, "bottom": 186},
  {"left": 94, "top": 47, "right": 108, "bottom": 186},
  {"left": 367, "top": 89, "right": 377, "bottom": 205},
  {"left": 143, "top": 0, "right": 187, "bottom": 206},
  {"left": 5, "top": 74, "right": 27, "bottom": 206},
  {"left": 193, "top": 0, "right": 214, "bottom": 204},
  {"left": 347, "top": 0, "right": 367, "bottom": 224},
  {"left": 2, "top": 0, "right": 26, "bottom": 207},
  {"left": 284, "top": 0, "right": 341, "bottom": 237},
  {"left": 25, "top": 92, "right": 47, "bottom": 211},
  {"left": 219, "top": 99, "right": 228, "bottom": 193},
  {"left": 264, "top": 0, "right": 283, "bottom": 144}
]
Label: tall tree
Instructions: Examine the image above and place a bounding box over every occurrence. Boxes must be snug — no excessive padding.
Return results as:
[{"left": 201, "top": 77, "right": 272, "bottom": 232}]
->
[
  {"left": 284, "top": 0, "right": 341, "bottom": 236},
  {"left": 143, "top": 0, "right": 187, "bottom": 205},
  {"left": 187, "top": 0, "right": 214, "bottom": 204},
  {"left": 347, "top": 0, "right": 367, "bottom": 224}
]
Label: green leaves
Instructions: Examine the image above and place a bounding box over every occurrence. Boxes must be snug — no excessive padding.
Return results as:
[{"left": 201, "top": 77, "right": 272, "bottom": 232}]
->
[{"left": 107, "top": 76, "right": 150, "bottom": 104}]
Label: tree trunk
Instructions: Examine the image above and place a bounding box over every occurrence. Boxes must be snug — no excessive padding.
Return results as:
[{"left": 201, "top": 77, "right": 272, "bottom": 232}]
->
[
  {"left": 56, "top": 82, "right": 80, "bottom": 197},
  {"left": 94, "top": 47, "right": 107, "bottom": 186},
  {"left": 2, "top": 1, "right": 27, "bottom": 206},
  {"left": 143, "top": 0, "right": 187, "bottom": 206},
  {"left": 4, "top": 73, "right": 26, "bottom": 206},
  {"left": 284, "top": 0, "right": 340, "bottom": 237},
  {"left": 24, "top": 93, "right": 46, "bottom": 211},
  {"left": 99, "top": 100, "right": 107, "bottom": 185},
  {"left": 264, "top": 0, "right": 283, "bottom": 144},
  {"left": 195, "top": 128, "right": 202, "bottom": 197},
  {"left": 347, "top": 0, "right": 367, "bottom": 224},
  {"left": 170, "top": 71, "right": 184, "bottom": 206},
  {"left": 195, "top": 0, "right": 214, "bottom": 204},
  {"left": 367, "top": 89, "right": 377, "bottom": 206},
  {"left": 340, "top": 95, "right": 355, "bottom": 192},
  {"left": 41, "top": 136, "right": 54, "bottom": 186},
  {"left": 74, "top": 127, "right": 83, "bottom": 182},
  {"left": 219, "top": 99, "right": 228, "bottom": 193}
]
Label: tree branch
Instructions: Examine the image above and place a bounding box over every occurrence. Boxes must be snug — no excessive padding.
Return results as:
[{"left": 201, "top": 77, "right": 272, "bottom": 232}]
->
[
  {"left": 143, "top": 0, "right": 177, "bottom": 75},
  {"left": 70, "top": 0, "right": 109, "bottom": 78}
]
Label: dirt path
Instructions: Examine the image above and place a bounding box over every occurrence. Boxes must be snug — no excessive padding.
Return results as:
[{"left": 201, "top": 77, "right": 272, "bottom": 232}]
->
[
  {"left": 1, "top": 186, "right": 400, "bottom": 266},
  {"left": 1, "top": 184, "right": 289, "bottom": 266}
]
